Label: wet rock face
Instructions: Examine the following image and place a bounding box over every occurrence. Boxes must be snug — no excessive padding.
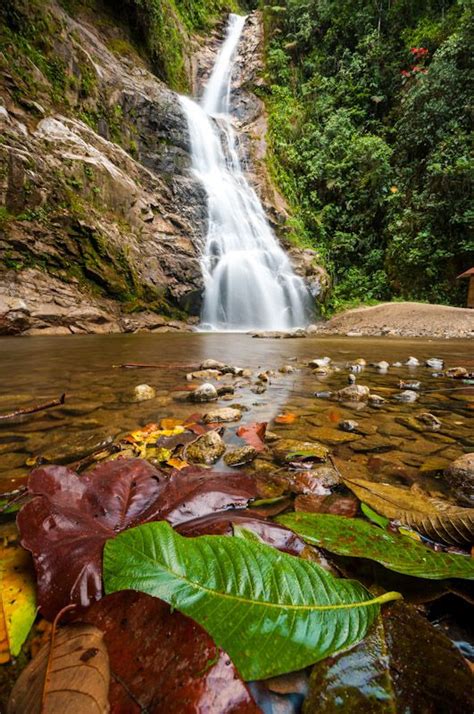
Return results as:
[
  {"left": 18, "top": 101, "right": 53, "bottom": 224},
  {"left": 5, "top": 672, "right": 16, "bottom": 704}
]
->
[{"left": 0, "top": 0, "right": 207, "bottom": 334}]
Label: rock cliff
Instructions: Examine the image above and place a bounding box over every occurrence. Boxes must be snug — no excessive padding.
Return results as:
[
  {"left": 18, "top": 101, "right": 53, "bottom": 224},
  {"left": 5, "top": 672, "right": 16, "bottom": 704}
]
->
[{"left": 0, "top": 1, "right": 327, "bottom": 335}]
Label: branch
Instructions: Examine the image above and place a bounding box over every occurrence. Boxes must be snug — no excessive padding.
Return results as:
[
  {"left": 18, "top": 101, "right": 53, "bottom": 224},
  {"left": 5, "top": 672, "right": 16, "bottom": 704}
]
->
[{"left": 0, "top": 393, "right": 66, "bottom": 422}]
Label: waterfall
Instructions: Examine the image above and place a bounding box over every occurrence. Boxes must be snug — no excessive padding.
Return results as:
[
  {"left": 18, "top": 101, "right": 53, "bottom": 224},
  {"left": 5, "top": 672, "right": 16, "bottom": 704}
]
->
[{"left": 179, "top": 14, "right": 311, "bottom": 331}]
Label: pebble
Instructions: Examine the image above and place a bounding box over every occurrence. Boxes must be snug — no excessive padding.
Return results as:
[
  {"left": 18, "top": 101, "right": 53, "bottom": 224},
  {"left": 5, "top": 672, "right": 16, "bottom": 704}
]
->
[
  {"left": 309, "top": 357, "right": 331, "bottom": 368},
  {"left": 405, "top": 356, "right": 420, "bottom": 367},
  {"left": 426, "top": 358, "right": 444, "bottom": 370},
  {"left": 190, "top": 383, "right": 218, "bottom": 403},
  {"left": 335, "top": 385, "right": 370, "bottom": 402},
  {"left": 279, "top": 365, "right": 295, "bottom": 374},
  {"left": 132, "top": 384, "right": 156, "bottom": 402},
  {"left": 339, "top": 420, "right": 359, "bottom": 432},
  {"left": 446, "top": 367, "right": 468, "bottom": 379},
  {"left": 399, "top": 380, "right": 421, "bottom": 391},
  {"left": 200, "top": 359, "right": 225, "bottom": 371},
  {"left": 373, "top": 361, "right": 390, "bottom": 372},
  {"left": 395, "top": 390, "right": 419, "bottom": 403},
  {"left": 392, "top": 361, "right": 402, "bottom": 367},
  {"left": 203, "top": 407, "right": 242, "bottom": 423},
  {"left": 368, "top": 394, "right": 386, "bottom": 406}
]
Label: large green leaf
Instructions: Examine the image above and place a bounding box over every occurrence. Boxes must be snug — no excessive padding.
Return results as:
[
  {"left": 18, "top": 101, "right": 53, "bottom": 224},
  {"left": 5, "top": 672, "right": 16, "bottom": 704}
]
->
[
  {"left": 277, "top": 513, "right": 474, "bottom": 580},
  {"left": 103, "top": 521, "right": 400, "bottom": 680}
]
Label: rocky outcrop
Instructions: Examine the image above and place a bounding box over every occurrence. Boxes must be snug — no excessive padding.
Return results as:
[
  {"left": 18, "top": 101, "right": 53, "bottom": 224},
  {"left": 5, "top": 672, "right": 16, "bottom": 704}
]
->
[{"left": 0, "top": 0, "right": 205, "bottom": 335}]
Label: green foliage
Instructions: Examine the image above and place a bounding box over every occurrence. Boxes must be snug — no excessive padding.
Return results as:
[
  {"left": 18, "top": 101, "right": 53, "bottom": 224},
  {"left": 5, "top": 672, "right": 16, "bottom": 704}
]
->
[
  {"left": 104, "top": 520, "right": 400, "bottom": 680},
  {"left": 278, "top": 513, "right": 474, "bottom": 580},
  {"left": 264, "top": 0, "right": 473, "bottom": 307}
]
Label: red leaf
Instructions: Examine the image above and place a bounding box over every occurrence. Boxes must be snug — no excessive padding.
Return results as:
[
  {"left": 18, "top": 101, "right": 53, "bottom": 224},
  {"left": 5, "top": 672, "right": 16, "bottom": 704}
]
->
[
  {"left": 236, "top": 423, "right": 267, "bottom": 452},
  {"left": 177, "top": 512, "right": 305, "bottom": 556},
  {"left": 81, "top": 591, "right": 260, "bottom": 713},
  {"left": 17, "top": 460, "right": 260, "bottom": 619}
]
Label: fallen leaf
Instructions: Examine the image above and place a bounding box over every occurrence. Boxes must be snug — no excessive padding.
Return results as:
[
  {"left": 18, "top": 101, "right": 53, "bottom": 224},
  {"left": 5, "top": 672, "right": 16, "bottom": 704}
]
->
[
  {"left": 8, "top": 624, "right": 109, "bottom": 714},
  {"left": 159, "top": 418, "right": 184, "bottom": 430},
  {"left": 274, "top": 413, "right": 297, "bottom": 424},
  {"left": 17, "top": 460, "right": 259, "bottom": 619},
  {"left": 340, "top": 474, "right": 474, "bottom": 545},
  {"left": 236, "top": 422, "right": 267, "bottom": 451},
  {"left": 0, "top": 524, "right": 36, "bottom": 663},
  {"left": 177, "top": 511, "right": 306, "bottom": 556},
  {"left": 17, "top": 459, "right": 165, "bottom": 619},
  {"left": 104, "top": 521, "right": 401, "bottom": 680},
  {"left": 294, "top": 494, "right": 358, "bottom": 517},
  {"left": 278, "top": 513, "right": 474, "bottom": 580},
  {"left": 166, "top": 457, "right": 189, "bottom": 470},
  {"left": 80, "top": 591, "right": 259, "bottom": 713},
  {"left": 304, "top": 601, "right": 474, "bottom": 712}
]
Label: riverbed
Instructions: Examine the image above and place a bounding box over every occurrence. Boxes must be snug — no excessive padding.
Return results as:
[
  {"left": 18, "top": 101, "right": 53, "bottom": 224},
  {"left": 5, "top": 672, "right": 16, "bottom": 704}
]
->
[{"left": 0, "top": 333, "right": 472, "bottom": 496}]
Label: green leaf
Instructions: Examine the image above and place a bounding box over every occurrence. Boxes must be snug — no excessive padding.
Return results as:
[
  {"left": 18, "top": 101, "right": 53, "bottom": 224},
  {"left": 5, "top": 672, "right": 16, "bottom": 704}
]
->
[
  {"left": 103, "top": 521, "right": 401, "bottom": 680},
  {"left": 277, "top": 513, "right": 474, "bottom": 580},
  {"left": 361, "top": 502, "right": 389, "bottom": 529}
]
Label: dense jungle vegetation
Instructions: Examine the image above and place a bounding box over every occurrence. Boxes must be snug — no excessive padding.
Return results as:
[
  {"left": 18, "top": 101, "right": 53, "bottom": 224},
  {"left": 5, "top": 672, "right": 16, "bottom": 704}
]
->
[{"left": 261, "top": 0, "right": 473, "bottom": 309}]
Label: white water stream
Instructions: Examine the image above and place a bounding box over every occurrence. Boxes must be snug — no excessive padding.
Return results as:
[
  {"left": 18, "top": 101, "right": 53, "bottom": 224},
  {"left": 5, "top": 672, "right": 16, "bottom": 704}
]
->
[{"left": 179, "top": 14, "right": 311, "bottom": 331}]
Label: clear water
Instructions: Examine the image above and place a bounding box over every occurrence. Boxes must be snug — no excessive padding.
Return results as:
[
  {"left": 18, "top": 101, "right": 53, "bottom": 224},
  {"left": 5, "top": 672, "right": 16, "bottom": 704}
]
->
[{"left": 179, "top": 15, "right": 311, "bottom": 331}]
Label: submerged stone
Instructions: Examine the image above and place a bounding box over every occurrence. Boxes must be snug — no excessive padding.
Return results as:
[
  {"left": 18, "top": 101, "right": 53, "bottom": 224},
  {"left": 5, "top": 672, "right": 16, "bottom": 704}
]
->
[
  {"left": 203, "top": 407, "right": 242, "bottom": 423},
  {"left": 132, "top": 384, "right": 156, "bottom": 402},
  {"left": 224, "top": 445, "right": 257, "bottom": 467},
  {"left": 335, "top": 385, "right": 370, "bottom": 402},
  {"left": 191, "top": 383, "right": 219, "bottom": 403},
  {"left": 186, "top": 430, "right": 226, "bottom": 465},
  {"left": 444, "top": 453, "right": 474, "bottom": 504},
  {"left": 272, "top": 438, "right": 329, "bottom": 464}
]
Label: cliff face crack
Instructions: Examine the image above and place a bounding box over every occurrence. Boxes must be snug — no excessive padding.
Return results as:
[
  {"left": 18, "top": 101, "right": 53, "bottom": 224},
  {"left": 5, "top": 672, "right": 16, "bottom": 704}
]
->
[{"left": 179, "top": 14, "right": 312, "bottom": 332}]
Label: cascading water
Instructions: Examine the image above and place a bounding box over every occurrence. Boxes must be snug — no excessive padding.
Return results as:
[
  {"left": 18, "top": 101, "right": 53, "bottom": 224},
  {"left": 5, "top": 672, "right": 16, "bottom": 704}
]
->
[{"left": 179, "top": 14, "right": 311, "bottom": 331}]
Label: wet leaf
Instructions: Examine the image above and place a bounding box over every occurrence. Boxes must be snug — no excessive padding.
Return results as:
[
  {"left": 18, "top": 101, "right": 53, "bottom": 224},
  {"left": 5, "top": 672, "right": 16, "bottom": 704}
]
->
[
  {"left": 177, "top": 511, "right": 306, "bottom": 555},
  {"left": 17, "top": 459, "right": 164, "bottom": 619},
  {"left": 304, "top": 602, "right": 474, "bottom": 713},
  {"left": 104, "top": 520, "right": 401, "bottom": 680},
  {"left": 274, "top": 413, "right": 297, "bottom": 424},
  {"left": 8, "top": 624, "right": 109, "bottom": 714},
  {"left": 278, "top": 513, "right": 474, "bottom": 580},
  {"left": 361, "top": 502, "right": 389, "bottom": 528},
  {"left": 341, "top": 474, "right": 474, "bottom": 545},
  {"left": 80, "top": 591, "right": 259, "bottom": 713},
  {"left": 17, "top": 460, "right": 259, "bottom": 619},
  {"left": 0, "top": 525, "right": 36, "bottom": 663},
  {"left": 236, "top": 422, "right": 267, "bottom": 451},
  {"left": 294, "top": 494, "right": 358, "bottom": 517}
]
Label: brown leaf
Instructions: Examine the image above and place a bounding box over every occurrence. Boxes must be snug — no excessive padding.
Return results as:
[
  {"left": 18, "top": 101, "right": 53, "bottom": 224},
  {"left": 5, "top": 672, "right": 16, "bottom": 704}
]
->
[
  {"left": 177, "top": 512, "right": 306, "bottom": 556},
  {"left": 340, "top": 473, "right": 474, "bottom": 546},
  {"left": 8, "top": 624, "right": 109, "bottom": 714},
  {"left": 80, "top": 591, "right": 259, "bottom": 714},
  {"left": 236, "top": 423, "right": 267, "bottom": 452}
]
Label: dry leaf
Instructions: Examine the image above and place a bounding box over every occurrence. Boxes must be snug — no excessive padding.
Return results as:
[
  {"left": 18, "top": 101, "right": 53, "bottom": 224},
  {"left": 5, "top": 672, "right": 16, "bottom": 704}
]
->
[
  {"left": 341, "top": 473, "right": 474, "bottom": 546},
  {"left": 8, "top": 624, "right": 110, "bottom": 714}
]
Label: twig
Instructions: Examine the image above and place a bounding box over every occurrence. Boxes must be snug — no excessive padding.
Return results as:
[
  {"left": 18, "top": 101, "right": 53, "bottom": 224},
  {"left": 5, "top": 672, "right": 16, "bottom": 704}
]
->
[
  {"left": 0, "top": 486, "right": 28, "bottom": 514},
  {"left": 0, "top": 393, "right": 66, "bottom": 422},
  {"left": 114, "top": 362, "right": 199, "bottom": 369}
]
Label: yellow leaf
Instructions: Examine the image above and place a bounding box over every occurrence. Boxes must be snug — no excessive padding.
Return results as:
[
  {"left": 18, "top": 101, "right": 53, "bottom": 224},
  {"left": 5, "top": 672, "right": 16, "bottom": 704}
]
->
[
  {"left": 167, "top": 457, "right": 189, "bottom": 470},
  {"left": 0, "top": 524, "right": 36, "bottom": 663}
]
